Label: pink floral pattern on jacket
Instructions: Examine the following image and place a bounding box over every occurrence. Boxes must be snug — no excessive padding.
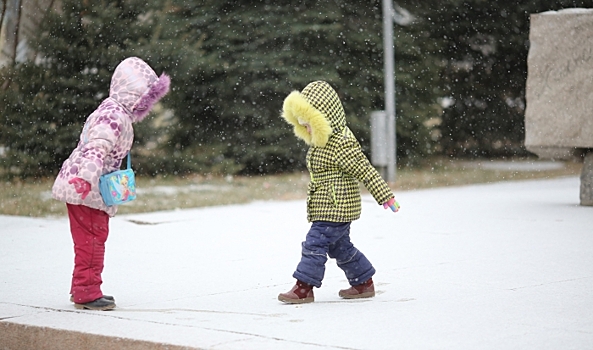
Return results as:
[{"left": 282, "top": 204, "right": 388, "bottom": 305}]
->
[{"left": 52, "top": 57, "right": 170, "bottom": 216}]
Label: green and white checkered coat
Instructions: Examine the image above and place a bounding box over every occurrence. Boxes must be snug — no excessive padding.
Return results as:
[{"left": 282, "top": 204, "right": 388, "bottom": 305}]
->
[{"left": 282, "top": 81, "right": 394, "bottom": 223}]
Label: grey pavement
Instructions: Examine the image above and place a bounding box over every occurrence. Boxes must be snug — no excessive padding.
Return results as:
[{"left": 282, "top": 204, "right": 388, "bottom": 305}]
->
[{"left": 1, "top": 176, "right": 592, "bottom": 349}]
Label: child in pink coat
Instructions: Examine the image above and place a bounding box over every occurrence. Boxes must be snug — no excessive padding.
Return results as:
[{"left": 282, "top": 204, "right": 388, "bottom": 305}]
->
[{"left": 52, "top": 57, "right": 170, "bottom": 310}]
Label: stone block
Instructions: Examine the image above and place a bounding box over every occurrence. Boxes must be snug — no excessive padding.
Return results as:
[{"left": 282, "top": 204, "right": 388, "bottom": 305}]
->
[
  {"left": 525, "top": 9, "right": 593, "bottom": 159},
  {"left": 581, "top": 152, "right": 593, "bottom": 206}
]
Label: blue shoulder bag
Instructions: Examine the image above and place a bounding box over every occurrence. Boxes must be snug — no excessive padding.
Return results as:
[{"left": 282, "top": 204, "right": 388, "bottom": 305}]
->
[{"left": 99, "top": 153, "right": 137, "bottom": 206}]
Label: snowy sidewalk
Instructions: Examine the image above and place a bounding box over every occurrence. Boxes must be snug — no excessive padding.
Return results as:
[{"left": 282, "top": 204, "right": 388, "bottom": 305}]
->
[{"left": 1, "top": 177, "right": 592, "bottom": 349}]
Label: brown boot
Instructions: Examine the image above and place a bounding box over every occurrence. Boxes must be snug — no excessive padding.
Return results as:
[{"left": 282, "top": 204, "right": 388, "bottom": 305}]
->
[
  {"left": 278, "top": 280, "right": 314, "bottom": 304},
  {"left": 339, "top": 278, "right": 375, "bottom": 299}
]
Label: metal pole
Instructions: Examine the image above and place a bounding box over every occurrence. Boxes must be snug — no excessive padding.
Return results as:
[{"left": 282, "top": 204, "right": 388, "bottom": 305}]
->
[{"left": 382, "top": 0, "right": 396, "bottom": 183}]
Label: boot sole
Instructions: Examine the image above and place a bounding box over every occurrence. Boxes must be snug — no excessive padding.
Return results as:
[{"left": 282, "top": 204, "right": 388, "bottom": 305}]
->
[
  {"left": 278, "top": 295, "right": 314, "bottom": 304},
  {"left": 339, "top": 291, "right": 375, "bottom": 299},
  {"left": 74, "top": 303, "right": 116, "bottom": 311},
  {"left": 70, "top": 295, "right": 115, "bottom": 303}
]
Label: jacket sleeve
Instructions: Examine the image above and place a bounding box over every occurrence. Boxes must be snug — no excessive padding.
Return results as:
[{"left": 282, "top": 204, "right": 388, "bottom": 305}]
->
[
  {"left": 335, "top": 133, "right": 394, "bottom": 205},
  {"left": 76, "top": 113, "right": 118, "bottom": 184}
]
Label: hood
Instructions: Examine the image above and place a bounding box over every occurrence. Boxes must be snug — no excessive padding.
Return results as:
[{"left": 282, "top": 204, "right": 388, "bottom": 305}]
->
[
  {"left": 109, "top": 57, "right": 171, "bottom": 123},
  {"left": 281, "top": 81, "right": 346, "bottom": 147}
]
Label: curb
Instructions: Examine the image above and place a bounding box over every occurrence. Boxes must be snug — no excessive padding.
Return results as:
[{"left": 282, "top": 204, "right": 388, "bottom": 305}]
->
[{"left": 0, "top": 322, "right": 198, "bottom": 350}]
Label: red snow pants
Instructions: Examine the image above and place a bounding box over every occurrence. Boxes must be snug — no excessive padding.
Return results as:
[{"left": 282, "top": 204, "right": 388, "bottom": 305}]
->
[{"left": 67, "top": 204, "right": 109, "bottom": 304}]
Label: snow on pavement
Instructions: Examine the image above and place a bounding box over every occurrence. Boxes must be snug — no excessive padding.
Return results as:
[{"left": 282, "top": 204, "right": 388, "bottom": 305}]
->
[{"left": 1, "top": 177, "right": 592, "bottom": 349}]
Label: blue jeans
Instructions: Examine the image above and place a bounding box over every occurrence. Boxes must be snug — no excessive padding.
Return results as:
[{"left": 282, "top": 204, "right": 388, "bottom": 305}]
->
[{"left": 293, "top": 221, "right": 375, "bottom": 288}]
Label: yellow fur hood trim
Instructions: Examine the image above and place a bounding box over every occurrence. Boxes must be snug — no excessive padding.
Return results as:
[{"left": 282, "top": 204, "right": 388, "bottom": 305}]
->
[{"left": 282, "top": 91, "right": 333, "bottom": 147}]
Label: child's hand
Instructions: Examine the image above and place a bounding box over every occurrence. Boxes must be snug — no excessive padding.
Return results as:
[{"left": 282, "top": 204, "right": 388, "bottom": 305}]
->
[
  {"left": 68, "top": 178, "right": 91, "bottom": 200},
  {"left": 383, "top": 197, "right": 400, "bottom": 212}
]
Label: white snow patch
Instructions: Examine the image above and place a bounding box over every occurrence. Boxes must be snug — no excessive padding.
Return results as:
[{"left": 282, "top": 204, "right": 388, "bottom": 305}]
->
[
  {"left": 467, "top": 160, "right": 565, "bottom": 171},
  {"left": 3, "top": 177, "right": 593, "bottom": 349}
]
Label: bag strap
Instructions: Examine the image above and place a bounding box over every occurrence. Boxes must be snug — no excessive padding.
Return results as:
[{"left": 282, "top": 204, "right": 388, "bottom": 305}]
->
[{"left": 126, "top": 152, "right": 132, "bottom": 169}]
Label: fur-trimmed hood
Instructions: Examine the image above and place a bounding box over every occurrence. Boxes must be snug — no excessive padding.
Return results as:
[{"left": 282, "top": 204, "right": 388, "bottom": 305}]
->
[
  {"left": 282, "top": 81, "right": 346, "bottom": 147},
  {"left": 109, "top": 57, "right": 170, "bottom": 123}
]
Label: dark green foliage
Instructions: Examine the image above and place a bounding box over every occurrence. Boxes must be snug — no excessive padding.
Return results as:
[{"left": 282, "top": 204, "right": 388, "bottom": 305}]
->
[
  {"left": 1, "top": 0, "right": 440, "bottom": 177},
  {"left": 4, "top": 0, "right": 587, "bottom": 178},
  {"left": 413, "top": 0, "right": 593, "bottom": 157},
  {"left": 0, "top": 0, "right": 157, "bottom": 177},
  {"left": 154, "top": 1, "right": 371, "bottom": 174},
  {"left": 148, "top": 0, "right": 439, "bottom": 174}
]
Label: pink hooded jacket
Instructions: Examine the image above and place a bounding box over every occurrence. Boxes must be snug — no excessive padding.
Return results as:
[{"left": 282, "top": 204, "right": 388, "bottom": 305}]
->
[{"left": 52, "top": 57, "right": 170, "bottom": 216}]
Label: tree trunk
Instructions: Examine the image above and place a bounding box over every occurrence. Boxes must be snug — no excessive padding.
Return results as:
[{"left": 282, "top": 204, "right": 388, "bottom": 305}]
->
[
  {"left": 11, "top": 0, "right": 22, "bottom": 65},
  {"left": 0, "top": 0, "right": 8, "bottom": 42}
]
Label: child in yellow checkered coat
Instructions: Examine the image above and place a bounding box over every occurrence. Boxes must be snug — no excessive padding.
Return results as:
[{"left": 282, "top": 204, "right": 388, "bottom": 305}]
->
[{"left": 278, "top": 81, "right": 399, "bottom": 304}]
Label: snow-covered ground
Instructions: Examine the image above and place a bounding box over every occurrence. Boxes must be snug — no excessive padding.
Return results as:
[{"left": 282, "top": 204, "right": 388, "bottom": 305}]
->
[
  {"left": 470, "top": 159, "right": 565, "bottom": 171},
  {"left": 1, "top": 177, "right": 592, "bottom": 349}
]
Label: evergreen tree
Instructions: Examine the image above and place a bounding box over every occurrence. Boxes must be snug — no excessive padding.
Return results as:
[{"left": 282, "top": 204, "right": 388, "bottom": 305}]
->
[
  {"left": 0, "top": 0, "right": 160, "bottom": 178},
  {"left": 149, "top": 0, "right": 440, "bottom": 174},
  {"left": 415, "top": 0, "right": 593, "bottom": 157}
]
